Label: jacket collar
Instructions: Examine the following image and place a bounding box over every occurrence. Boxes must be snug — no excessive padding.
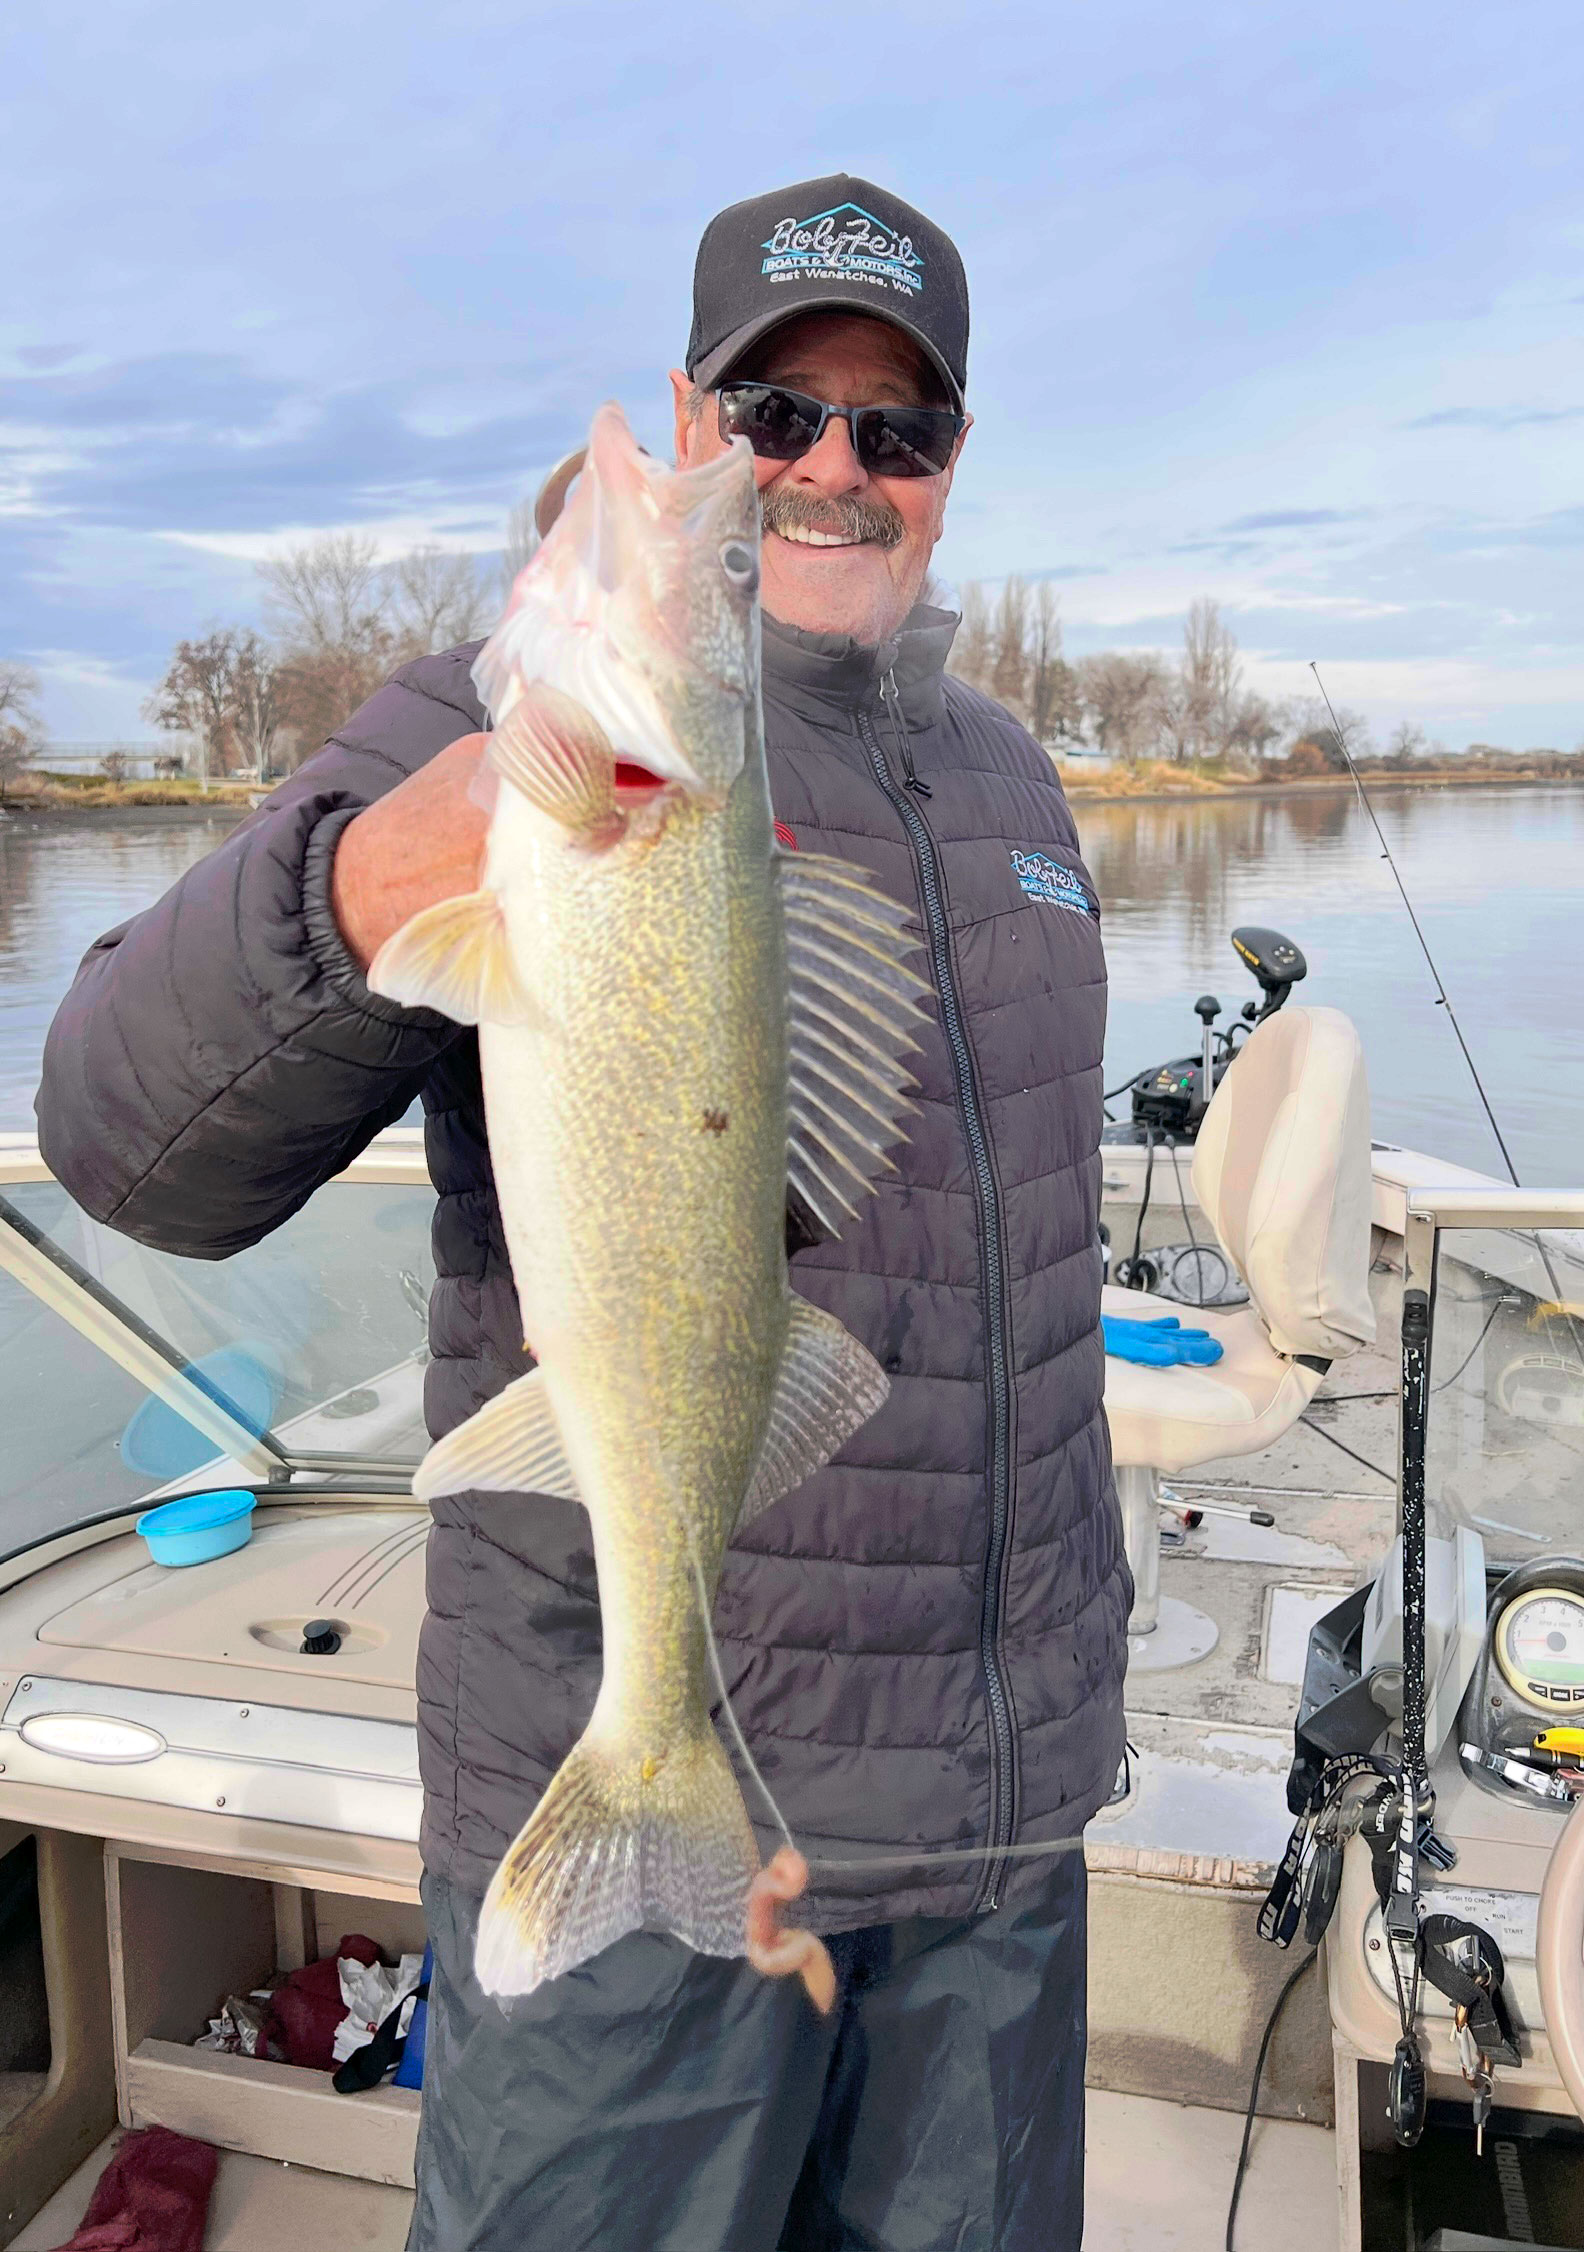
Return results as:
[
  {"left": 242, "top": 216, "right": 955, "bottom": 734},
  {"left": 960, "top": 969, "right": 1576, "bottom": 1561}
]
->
[{"left": 761, "top": 603, "right": 958, "bottom": 732}]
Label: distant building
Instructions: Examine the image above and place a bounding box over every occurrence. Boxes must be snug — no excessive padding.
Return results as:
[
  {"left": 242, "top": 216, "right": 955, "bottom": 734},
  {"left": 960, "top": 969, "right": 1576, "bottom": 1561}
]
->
[
  {"left": 35, "top": 741, "right": 193, "bottom": 780},
  {"left": 1048, "top": 741, "right": 1115, "bottom": 773}
]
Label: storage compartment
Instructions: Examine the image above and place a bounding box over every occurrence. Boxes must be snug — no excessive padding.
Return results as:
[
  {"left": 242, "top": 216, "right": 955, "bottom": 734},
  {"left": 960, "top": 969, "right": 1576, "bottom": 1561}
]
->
[{"left": 106, "top": 1848, "right": 423, "bottom": 2188}]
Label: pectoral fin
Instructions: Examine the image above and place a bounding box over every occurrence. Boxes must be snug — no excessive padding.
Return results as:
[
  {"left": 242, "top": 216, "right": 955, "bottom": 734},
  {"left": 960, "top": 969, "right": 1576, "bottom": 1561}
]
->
[
  {"left": 414, "top": 1369, "right": 580, "bottom": 1504},
  {"left": 368, "top": 889, "right": 537, "bottom": 1027},
  {"left": 737, "top": 1297, "right": 890, "bottom": 1525},
  {"left": 490, "top": 682, "right": 622, "bottom": 844}
]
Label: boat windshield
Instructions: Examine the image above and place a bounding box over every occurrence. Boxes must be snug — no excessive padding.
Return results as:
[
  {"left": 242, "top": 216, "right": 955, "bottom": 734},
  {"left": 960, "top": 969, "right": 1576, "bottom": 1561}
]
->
[
  {"left": 0, "top": 1145, "right": 435, "bottom": 1564},
  {"left": 1425, "top": 1217, "right": 1584, "bottom": 1558}
]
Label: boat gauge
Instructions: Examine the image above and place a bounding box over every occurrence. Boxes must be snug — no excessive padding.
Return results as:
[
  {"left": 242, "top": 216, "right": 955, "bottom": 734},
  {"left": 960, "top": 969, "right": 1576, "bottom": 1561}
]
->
[{"left": 1494, "top": 1586, "right": 1584, "bottom": 1711}]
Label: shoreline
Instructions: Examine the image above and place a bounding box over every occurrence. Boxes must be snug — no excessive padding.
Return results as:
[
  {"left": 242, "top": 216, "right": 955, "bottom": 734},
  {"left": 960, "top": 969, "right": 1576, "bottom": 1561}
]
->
[
  {"left": 1058, "top": 769, "right": 1584, "bottom": 806},
  {"left": 2, "top": 770, "right": 1578, "bottom": 821},
  {"left": 0, "top": 798, "right": 251, "bottom": 824}
]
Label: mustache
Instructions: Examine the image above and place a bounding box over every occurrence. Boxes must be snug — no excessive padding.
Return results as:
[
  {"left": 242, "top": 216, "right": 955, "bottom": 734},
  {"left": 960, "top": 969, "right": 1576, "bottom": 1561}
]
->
[{"left": 759, "top": 484, "right": 906, "bottom": 550}]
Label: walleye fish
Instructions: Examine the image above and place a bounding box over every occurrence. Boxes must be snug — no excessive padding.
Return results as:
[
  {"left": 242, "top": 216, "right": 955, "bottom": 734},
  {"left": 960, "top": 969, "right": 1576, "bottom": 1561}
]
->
[{"left": 369, "top": 404, "right": 927, "bottom": 1999}]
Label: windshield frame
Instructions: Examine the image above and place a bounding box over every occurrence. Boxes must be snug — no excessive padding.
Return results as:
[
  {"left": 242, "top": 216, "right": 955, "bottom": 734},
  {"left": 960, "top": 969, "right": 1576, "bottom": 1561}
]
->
[
  {"left": 1404, "top": 1186, "right": 1584, "bottom": 1554},
  {"left": 0, "top": 1129, "right": 433, "bottom": 1493}
]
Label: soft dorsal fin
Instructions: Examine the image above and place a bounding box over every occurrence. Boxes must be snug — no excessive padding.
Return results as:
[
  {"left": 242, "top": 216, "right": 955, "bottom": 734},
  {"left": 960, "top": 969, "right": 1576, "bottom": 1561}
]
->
[
  {"left": 778, "top": 852, "right": 930, "bottom": 1236},
  {"left": 738, "top": 1295, "right": 890, "bottom": 1524},
  {"left": 369, "top": 889, "right": 537, "bottom": 1027},
  {"left": 413, "top": 1368, "right": 580, "bottom": 1504}
]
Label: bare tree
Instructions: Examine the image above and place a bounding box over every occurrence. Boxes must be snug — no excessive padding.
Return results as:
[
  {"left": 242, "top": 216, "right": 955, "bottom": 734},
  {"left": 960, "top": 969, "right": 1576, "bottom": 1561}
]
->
[
  {"left": 1180, "top": 598, "right": 1243, "bottom": 762},
  {"left": 0, "top": 659, "right": 44, "bottom": 801},
  {"left": 99, "top": 751, "right": 133, "bottom": 784},
  {"left": 260, "top": 533, "right": 388, "bottom": 656},
  {"left": 948, "top": 583, "right": 994, "bottom": 695},
  {"left": 143, "top": 630, "right": 245, "bottom": 787},
  {"left": 260, "top": 536, "right": 395, "bottom": 762},
  {"left": 1076, "top": 653, "right": 1169, "bottom": 763},
  {"left": 503, "top": 499, "right": 541, "bottom": 596},
  {"left": 231, "top": 631, "right": 282, "bottom": 778},
  {"left": 989, "top": 578, "right": 1031, "bottom": 718},
  {"left": 1153, "top": 667, "right": 1198, "bottom": 763},
  {"left": 1025, "top": 584, "right": 1082, "bottom": 745},
  {"left": 1285, "top": 694, "right": 1373, "bottom": 773},
  {"left": 389, "top": 546, "right": 495, "bottom": 659},
  {"left": 1385, "top": 719, "right": 1429, "bottom": 765},
  {"left": 1226, "top": 692, "right": 1283, "bottom": 766}
]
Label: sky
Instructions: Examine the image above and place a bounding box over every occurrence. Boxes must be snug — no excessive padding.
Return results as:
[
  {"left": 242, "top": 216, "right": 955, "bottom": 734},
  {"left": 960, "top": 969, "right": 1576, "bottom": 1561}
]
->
[{"left": 3, "top": 0, "right": 1581, "bottom": 750}]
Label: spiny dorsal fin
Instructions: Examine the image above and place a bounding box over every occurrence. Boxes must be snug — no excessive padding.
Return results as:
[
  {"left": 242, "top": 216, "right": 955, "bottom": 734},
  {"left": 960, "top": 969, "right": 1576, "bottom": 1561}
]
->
[
  {"left": 368, "top": 889, "right": 537, "bottom": 1027},
  {"left": 738, "top": 1295, "right": 890, "bottom": 1524},
  {"left": 413, "top": 1368, "right": 580, "bottom": 1504},
  {"left": 490, "top": 682, "right": 621, "bottom": 844},
  {"left": 778, "top": 851, "right": 931, "bottom": 1239}
]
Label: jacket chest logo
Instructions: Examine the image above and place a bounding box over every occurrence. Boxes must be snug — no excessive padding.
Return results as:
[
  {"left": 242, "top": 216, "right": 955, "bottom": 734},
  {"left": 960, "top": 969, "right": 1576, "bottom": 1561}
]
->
[{"left": 1010, "top": 849, "right": 1094, "bottom": 917}]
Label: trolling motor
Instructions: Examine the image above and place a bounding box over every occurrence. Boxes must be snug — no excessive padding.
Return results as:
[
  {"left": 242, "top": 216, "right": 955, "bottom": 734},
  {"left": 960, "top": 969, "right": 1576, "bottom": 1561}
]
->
[{"left": 1103, "top": 925, "right": 1308, "bottom": 1145}]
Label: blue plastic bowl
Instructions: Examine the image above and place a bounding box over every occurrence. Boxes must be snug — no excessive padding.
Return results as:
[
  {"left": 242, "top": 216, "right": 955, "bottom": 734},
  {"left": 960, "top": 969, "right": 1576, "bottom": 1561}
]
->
[
  {"left": 136, "top": 1489, "right": 257, "bottom": 1568},
  {"left": 119, "top": 1346, "right": 278, "bottom": 1481}
]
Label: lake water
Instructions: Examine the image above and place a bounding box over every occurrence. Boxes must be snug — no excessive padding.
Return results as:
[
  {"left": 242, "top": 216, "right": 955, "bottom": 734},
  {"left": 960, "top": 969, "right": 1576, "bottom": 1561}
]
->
[{"left": 2, "top": 788, "right": 1580, "bottom": 1182}]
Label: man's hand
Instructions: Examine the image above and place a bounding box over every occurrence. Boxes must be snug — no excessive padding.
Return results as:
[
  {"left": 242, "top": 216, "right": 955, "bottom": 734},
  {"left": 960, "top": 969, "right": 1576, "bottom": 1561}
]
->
[
  {"left": 330, "top": 734, "right": 492, "bottom": 973},
  {"left": 746, "top": 1847, "right": 838, "bottom": 2014}
]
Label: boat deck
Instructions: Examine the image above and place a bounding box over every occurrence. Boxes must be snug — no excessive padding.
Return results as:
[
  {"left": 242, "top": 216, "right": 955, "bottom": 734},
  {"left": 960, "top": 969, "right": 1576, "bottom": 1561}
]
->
[{"left": 12, "top": 2095, "right": 1340, "bottom": 2251}]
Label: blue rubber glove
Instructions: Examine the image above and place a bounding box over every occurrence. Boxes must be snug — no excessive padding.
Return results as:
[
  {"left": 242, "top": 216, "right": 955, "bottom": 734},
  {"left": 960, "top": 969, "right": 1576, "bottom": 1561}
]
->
[{"left": 1102, "top": 1313, "right": 1224, "bottom": 1367}]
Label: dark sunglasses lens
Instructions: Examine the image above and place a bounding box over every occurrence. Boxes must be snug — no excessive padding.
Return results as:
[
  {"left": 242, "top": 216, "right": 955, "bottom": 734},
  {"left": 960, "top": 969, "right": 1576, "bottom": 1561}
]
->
[
  {"left": 856, "top": 407, "right": 961, "bottom": 478},
  {"left": 719, "top": 385, "right": 824, "bottom": 461}
]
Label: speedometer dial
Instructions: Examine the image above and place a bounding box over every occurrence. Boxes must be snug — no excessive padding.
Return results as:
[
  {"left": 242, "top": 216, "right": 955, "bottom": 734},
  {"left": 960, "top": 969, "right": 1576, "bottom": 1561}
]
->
[{"left": 1495, "top": 1588, "right": 1584, "bottom": 1709}]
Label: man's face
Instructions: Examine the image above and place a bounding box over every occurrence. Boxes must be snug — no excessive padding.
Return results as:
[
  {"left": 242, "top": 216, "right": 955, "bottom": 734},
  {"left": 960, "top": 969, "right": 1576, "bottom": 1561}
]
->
[{"left": 670, "top": 310, "right": 970, "bottom": 646}]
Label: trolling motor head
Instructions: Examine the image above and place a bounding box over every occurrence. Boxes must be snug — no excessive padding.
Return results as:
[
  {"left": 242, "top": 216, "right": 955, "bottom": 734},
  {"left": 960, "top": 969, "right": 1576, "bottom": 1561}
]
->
[
  {"left": 1102, "top": 924, "right": 1312, "bottom": 1145},
  {"left": 1230, "top": 927, "right": 1307, "bottom": 1019}
]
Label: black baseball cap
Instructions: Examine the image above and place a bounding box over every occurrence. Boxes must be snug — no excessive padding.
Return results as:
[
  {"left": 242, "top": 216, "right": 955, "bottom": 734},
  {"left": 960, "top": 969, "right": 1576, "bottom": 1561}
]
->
[{"left": 686, "top": 174, "right": 969, "bottom": 411}]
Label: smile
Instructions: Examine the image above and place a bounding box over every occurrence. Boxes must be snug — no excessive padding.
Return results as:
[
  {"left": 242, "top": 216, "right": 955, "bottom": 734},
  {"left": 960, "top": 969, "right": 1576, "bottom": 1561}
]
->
[{"left": 771, "top": 525, "right": 865, "bottom": 549}]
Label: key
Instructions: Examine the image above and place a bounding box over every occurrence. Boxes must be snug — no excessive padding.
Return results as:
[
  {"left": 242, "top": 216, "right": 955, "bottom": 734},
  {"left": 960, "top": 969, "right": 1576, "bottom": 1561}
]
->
[{"left": 1471, "top": 2067, "right": 1494, "bottom": 2158}]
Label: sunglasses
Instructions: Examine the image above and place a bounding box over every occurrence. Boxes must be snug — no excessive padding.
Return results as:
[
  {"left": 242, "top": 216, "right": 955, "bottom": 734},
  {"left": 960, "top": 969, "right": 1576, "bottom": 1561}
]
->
[{"left": 717, "top": 383, "right": 966, "bottom": 479}]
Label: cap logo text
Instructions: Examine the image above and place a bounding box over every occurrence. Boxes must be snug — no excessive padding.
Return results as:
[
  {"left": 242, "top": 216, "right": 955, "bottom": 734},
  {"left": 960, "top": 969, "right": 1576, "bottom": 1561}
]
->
[{"left": 761, "top": 203, "right": 924, "bottom": 299}]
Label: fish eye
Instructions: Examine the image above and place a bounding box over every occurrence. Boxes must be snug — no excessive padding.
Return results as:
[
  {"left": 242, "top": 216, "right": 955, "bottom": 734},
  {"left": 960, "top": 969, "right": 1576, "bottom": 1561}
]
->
[{"left": 719, "top": 539, "right": 758, "bottom": 595}]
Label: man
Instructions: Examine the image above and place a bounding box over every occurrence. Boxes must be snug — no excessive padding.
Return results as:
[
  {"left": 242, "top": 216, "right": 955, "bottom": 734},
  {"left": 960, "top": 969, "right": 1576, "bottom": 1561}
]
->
[{"left": 38, "top": 175, "right": 1128, "bottom": 2250}]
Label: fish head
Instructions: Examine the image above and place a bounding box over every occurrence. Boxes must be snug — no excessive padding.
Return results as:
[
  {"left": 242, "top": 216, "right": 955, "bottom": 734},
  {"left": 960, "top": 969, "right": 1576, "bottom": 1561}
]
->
[{"left": 478, "top": 403, "right": 760, "bottom": 814}]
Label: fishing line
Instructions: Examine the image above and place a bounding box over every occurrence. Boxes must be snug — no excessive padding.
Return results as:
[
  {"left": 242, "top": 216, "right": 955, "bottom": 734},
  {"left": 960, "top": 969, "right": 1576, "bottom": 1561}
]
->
[
  {"left": 687, "top": 1534, "right": 797, "bottom": 1857},
  {"left": 686, "top": 1534, "right": 1087, "bottom": 1881}
]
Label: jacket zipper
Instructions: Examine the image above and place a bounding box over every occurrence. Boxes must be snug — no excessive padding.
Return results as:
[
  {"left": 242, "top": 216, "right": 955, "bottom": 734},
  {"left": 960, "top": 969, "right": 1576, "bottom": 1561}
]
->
[{"left": 863, "top": 670, "right": 1016, "bottom": 1909}]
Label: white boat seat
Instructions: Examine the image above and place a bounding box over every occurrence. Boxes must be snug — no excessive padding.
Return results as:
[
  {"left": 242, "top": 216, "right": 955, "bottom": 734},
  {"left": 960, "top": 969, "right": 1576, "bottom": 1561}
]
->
[
  {"left": 1101, "top": 1286, "right": 1327, "bottom": 1478},
  {"left": 1104, "top": 1004, "right": 1376, "bottom": 1479},
  {"left": 1104, "top": 1007, "right": 1377, "bottom": 1645}
]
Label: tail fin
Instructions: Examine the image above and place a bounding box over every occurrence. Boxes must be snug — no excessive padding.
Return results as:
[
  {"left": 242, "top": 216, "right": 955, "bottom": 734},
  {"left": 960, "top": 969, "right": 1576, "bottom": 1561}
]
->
[{"left": 474, "top": 1725, "right": 760, "bottom": 1998}]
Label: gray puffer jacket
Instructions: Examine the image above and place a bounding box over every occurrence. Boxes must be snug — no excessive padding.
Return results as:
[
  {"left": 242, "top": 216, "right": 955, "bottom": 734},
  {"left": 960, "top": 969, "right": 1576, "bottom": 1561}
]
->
[{"left": 37, "top": 605, "right": 1128, "bottom": 1928}]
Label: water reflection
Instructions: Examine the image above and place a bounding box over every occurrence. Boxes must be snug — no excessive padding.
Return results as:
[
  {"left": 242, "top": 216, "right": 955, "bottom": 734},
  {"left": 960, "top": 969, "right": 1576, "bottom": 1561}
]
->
[
  {"left": 0, "top": 810, "right": 238, "bottom": 1132},
  {"left": 1084, "top": 782, "right": 1584, "bottom": 1183},
  {"left": 1, "top": 791, "right": 1581, "bottom": 1184}
]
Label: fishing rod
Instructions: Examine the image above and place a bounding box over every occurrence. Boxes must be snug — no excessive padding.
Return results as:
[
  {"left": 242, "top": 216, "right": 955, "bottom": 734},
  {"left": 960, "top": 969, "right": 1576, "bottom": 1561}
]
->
[
  {"left": 1309, "top": 662, "right": 1520, "bottom": 1187},
  {"left": 1310, "top": 664, "right": 1583, "bottom": 1365}
]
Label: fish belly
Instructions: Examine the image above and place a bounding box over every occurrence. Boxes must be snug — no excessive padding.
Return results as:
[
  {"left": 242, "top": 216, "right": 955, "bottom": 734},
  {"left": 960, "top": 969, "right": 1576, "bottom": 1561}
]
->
[{"left": 470, "top": 803, "right": 785, "bottom": 1994}]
